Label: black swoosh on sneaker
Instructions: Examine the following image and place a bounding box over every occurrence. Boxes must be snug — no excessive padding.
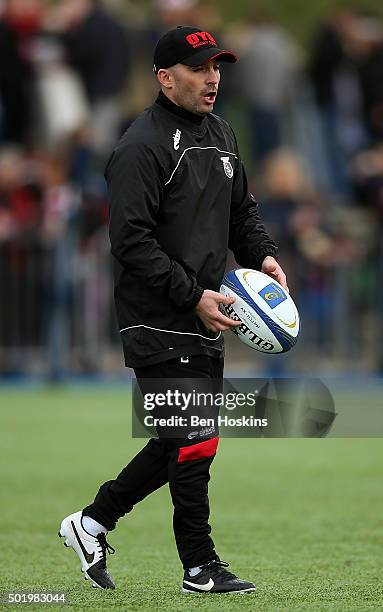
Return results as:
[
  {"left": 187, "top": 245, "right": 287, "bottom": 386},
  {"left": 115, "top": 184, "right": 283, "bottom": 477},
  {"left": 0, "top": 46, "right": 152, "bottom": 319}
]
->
[{"left": 71, "top": 520, "right": 95, "bottom": 564}]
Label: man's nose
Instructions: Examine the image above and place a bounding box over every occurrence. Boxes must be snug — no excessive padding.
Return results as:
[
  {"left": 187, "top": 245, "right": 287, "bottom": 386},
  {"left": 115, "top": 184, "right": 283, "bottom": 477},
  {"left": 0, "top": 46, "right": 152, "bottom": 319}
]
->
[{"left": 206, "top": 67, "right": 219, "bottom": 84}]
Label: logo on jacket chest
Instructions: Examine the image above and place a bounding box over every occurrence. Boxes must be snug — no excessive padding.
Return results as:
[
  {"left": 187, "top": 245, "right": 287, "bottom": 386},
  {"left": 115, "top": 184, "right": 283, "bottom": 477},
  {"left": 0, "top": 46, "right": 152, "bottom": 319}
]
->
[
  {"left": 173, "top": 129, "right": 182, "bottom": 150},
  {"left": 220, "top": 156, "right": 233, "bottom": 178}
]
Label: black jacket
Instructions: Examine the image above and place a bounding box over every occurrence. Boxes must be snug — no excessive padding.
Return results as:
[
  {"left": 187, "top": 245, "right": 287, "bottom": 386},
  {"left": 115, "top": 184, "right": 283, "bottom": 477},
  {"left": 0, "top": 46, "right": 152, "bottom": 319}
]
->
[{"left": 106, "top": 92, "right": 277, "bottom": 367}]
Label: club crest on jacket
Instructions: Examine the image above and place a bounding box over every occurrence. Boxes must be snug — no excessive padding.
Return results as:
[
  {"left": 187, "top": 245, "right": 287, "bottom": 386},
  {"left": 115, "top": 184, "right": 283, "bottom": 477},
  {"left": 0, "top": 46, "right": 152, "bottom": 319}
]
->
[{"left": 220, "top": 156, "right": 233, "bottom": 178}]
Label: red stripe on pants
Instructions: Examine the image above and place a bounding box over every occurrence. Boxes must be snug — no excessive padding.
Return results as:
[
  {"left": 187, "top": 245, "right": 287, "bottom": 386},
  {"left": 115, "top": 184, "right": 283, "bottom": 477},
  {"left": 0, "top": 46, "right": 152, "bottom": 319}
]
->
[{"left": 177, "top": 436, "right": 219, "bottom": 463}]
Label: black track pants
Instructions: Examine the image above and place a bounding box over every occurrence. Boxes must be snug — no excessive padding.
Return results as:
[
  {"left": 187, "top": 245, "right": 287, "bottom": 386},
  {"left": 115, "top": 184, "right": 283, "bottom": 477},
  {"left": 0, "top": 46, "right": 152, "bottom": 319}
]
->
[{"left": 83, "top": 355, "right": 224, "bottom": 568}]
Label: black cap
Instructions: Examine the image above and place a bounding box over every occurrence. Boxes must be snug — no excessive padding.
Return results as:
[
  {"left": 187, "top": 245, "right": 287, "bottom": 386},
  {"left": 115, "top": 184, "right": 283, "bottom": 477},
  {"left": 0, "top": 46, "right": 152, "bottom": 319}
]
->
[{"left": 153, "top": 25, "right": 237, "bottom": 73}]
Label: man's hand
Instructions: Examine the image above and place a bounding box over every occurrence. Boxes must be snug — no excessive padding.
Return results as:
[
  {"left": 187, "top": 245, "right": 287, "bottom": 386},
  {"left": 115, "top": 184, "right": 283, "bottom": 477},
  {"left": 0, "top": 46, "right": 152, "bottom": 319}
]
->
[
  {"left": 261, "top": 256, "right": 289, "bottom": 292},
  {"left": 195, "top": 290, "right": 241, "bottom": 333}
]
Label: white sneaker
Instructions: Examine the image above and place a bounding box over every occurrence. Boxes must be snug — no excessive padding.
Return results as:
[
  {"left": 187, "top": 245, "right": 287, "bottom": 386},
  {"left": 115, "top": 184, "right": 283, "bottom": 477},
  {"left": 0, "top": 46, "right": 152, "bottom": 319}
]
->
[{"left": 58, "top": 511, "right": 115, "bottom": 589}]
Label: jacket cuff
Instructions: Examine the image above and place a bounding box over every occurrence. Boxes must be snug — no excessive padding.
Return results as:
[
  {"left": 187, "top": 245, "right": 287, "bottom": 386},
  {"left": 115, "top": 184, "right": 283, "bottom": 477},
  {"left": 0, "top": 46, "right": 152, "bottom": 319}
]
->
[
  {"left": 255, "top": 247, "right": 278, "bottom": 271},
  {"left": 189, "top": 285, "right": 205, "bottom": 310}
]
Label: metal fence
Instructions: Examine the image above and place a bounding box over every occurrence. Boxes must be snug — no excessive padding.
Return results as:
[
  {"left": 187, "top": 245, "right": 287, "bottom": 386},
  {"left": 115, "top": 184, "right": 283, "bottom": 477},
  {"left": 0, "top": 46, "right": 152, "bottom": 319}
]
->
[
  {"left": 0, "top": 225, "right": 120, "bottom": 379},
  {"left": 0, "top": 226, "right": 382, "bottom": 378}
]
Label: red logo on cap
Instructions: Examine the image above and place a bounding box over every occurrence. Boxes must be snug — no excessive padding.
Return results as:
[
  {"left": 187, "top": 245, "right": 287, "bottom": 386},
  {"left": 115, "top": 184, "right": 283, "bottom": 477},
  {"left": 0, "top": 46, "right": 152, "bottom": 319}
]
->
[{"left": 186, "top": 31, "right": 217, "bottom": 49}]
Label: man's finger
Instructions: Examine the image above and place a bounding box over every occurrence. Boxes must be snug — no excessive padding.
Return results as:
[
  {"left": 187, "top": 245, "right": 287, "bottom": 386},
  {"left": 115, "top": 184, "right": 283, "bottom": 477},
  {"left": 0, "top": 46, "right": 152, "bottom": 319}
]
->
[
  {"left": 214, "top": 312, "right": 241, "bottom": 327},
  {"left": 274, "top": 274, "right": 287, "bottom": 289},
  {"left": 216, "top": 294, "right": 236, "bottom": 305},
  {"left": 214, "top": 323, "right": 230, "bottom": 331},
  {"left": 265, "top": 268, "right": 286, "bottom": 289}
]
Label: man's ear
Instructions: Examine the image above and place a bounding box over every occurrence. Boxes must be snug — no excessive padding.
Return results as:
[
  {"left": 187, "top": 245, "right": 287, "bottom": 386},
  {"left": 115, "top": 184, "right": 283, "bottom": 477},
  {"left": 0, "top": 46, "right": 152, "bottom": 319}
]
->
[{"left": 157, "top": 68, "right": 174, "bottom": 90}]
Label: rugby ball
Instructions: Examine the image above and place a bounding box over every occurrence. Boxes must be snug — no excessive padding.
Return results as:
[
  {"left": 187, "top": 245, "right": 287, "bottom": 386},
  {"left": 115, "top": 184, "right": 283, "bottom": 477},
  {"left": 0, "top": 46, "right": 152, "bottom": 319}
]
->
[{"left": 220, "top": 269, "right": 300, "bottom": 353}]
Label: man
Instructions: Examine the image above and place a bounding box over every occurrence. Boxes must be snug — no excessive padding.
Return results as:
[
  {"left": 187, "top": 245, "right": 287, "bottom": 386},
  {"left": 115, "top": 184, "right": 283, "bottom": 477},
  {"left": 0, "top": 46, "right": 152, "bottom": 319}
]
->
[
  {"left": 59, "top": 25, "right": 287, "bottom": 594},
  {"left": 47, "top": 0, "right": 130, "bottom": 156}
]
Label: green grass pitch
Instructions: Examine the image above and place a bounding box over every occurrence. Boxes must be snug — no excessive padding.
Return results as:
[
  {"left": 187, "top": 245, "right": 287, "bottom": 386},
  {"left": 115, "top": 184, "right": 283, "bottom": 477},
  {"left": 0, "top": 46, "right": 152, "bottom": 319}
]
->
[{"left": 0, "top": 387, "right": 382, "bottom": 611}]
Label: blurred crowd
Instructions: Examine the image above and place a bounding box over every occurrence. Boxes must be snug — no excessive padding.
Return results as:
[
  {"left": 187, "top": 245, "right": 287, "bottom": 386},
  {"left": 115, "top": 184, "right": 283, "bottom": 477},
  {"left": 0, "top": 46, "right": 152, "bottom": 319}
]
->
[{"left": 1, "top": 0, "right": 382, "bottom": 375}]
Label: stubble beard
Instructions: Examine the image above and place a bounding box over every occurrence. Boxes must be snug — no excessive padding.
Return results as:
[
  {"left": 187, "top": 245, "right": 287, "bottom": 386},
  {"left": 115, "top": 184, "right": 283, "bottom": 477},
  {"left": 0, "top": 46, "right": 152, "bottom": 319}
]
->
[{"left": 174, "top": 90, "right": 211, "bottom": 116}]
